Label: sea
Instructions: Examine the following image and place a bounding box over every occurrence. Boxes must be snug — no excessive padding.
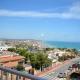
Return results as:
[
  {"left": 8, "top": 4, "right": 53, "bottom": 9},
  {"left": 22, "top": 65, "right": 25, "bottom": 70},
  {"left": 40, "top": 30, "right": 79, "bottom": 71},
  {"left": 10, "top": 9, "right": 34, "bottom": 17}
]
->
[{"left": 44, "top": 41, "right": 80, "bottom": 50}]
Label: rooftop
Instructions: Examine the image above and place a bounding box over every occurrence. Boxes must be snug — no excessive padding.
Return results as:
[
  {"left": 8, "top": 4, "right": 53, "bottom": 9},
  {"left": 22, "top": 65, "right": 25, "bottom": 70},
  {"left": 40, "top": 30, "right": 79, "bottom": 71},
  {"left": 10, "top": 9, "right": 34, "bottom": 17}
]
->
[{"left": 0, "top": 55, "right": 25, "bottom": 63}]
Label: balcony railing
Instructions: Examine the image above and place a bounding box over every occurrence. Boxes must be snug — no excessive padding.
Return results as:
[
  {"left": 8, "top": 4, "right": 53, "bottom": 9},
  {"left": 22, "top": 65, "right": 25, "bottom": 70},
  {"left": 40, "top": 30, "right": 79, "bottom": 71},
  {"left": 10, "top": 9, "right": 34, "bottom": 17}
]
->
[{"left": 0, "top": 66, "right": 47, "bottom": 80}]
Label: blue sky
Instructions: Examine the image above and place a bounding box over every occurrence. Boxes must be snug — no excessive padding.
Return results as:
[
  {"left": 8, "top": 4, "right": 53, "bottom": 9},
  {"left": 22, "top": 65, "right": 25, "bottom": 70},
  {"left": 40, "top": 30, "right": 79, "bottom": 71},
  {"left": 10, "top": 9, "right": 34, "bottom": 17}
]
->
[{"left": 0, "top": 0, "right": 80, "bottom": 42}]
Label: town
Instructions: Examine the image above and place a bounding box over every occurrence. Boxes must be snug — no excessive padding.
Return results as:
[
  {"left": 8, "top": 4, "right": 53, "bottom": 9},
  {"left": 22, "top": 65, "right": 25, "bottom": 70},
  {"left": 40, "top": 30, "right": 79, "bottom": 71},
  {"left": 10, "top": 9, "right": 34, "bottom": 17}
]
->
[
  {"left": 0, "top": 0, "right": 80, "bottom": 80},
  {"left": 0, "top": 39, "right": 80, "bottom": 80}
]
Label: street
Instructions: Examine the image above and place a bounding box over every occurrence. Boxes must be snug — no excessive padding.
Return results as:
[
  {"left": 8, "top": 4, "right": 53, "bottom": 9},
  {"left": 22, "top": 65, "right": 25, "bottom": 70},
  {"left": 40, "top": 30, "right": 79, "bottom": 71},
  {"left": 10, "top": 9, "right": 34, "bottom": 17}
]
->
[{"left": 42, "top": 57, "right": 80, "bottom": 80}]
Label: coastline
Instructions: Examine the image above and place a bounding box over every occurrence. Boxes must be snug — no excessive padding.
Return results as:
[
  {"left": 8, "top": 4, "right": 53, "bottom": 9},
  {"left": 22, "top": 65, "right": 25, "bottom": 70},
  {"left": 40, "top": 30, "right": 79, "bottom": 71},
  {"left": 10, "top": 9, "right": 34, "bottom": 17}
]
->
[{"left": 44, "top": 41, "right": 80, "bottom": 50}]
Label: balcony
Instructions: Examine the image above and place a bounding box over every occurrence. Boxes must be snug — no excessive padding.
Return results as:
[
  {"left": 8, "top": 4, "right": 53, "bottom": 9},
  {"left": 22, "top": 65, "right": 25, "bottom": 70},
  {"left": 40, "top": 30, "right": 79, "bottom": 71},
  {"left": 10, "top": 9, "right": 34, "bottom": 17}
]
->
[{"left": 0, "top": 66, "right": 46, "bottom": 80}]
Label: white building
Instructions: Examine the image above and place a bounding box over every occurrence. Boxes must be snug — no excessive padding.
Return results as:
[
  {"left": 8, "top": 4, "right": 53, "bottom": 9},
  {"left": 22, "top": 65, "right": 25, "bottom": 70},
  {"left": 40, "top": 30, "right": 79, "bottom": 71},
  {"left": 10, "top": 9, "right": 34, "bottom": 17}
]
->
[
  {"left": 47, "top": 50, "right": 58, "bottom": 63},
  {"left": 47, "top": 49, "right": 66, "bottom": 63},
  {"left": 53, "top": 49, "right": 66, "bottom": 57},
  {"left": 0, "top": 46, "right": 12, "bottom": 51}
]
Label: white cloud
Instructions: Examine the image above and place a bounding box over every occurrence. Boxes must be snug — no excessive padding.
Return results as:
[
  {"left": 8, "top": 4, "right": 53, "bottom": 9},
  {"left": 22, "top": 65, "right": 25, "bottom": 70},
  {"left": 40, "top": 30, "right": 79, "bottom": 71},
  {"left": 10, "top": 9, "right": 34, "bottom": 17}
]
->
[
  {"left": 0, "top": 9, "right": 61, "bottom": 18},
  {"left": 0, "top": 2, "right": 80, "bottom": 19},
  {"left": 68, "top": 1, "right": 80, "bottom": 19}
]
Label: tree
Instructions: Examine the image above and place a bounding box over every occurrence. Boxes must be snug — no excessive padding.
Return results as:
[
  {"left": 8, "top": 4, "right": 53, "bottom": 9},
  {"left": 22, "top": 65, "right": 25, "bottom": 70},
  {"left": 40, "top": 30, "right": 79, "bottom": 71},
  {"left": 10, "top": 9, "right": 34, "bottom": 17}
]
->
[
  {"left": 29, "top": 53, "right": 37, "bottom": 68},
  {"left": 16, "top": 64, "right": 25, "bottom": 71},
  {"left": 16, "top": 48, "right": 27, "bottom": 56},
  {"left": 15, "top": 47, "right": 52, "bottom": 72},
  {"left": 37, "top": 53, "right": 45, "bottom": 71},
  {"left": 8, "top": 48, "right": 16, "bottom": 52},
  {"left": 58, "top": 55, "right": 68, "bottom": 62},
  {"left": 35, "top": 62, "right": 40, "bottom": 70},
  {"left": 29, "top": 52, "right": 52, "bottom": 71},
  {"left": 72, "top": 48, "right": 78, "bottom": 55},
  {"left": 36, "top": 52, "right": 51, "bottom": 71},
  {"left": 45, "top": 48, "right": 55, "bottom": 51},
  {"left": 44, "top": 58, "right": 52, "bottom": 68},
  {"left": 24, "top": 52, "right": 30, "bottom": 63}
]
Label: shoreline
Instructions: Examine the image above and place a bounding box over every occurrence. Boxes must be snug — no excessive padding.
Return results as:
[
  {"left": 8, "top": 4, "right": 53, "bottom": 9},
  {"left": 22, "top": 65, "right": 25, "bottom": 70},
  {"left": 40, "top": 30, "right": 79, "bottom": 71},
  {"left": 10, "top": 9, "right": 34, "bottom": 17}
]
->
[{"left": 44, "top": 41, "right": 80, "bottom": 50}]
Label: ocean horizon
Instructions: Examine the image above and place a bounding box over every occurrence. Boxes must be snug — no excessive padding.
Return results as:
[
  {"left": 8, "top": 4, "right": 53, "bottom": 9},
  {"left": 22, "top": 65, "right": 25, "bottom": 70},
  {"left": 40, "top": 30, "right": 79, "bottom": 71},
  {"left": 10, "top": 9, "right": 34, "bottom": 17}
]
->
[{"left": 44, "top": 41, "right": 80, "bottom": 50}]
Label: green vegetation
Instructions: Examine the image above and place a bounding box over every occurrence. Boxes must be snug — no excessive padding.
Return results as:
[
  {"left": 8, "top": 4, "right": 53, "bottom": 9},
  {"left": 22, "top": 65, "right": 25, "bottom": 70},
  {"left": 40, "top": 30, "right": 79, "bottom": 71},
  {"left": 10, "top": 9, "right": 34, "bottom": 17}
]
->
[
  {"left": 8, "top": 48, "right": 16, "bottom": 52},
  {"left": 8, "top": 47, "right": 52, "bottom": 72},
  {"left": 45, "top": 48, "right": 55, "bottom": 51},
  {"left": 8, "top": 46, "right": 79, "bottom": 72},
  {"left": 16, "top": 64, "right": 25, "bottom": 71},
  {"left": 29, "top": 52, "right": 52, "bottom": 71},
  {"left": 58, "top": 54, "right": 75, "bottom": 62}
]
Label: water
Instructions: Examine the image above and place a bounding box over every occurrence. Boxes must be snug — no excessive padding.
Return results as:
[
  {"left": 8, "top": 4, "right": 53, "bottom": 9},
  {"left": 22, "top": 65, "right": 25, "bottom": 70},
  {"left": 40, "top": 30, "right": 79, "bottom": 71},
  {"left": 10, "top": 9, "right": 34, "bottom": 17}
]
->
[{"left": 45, "top": 41, "right": 80, "bottom": 50}]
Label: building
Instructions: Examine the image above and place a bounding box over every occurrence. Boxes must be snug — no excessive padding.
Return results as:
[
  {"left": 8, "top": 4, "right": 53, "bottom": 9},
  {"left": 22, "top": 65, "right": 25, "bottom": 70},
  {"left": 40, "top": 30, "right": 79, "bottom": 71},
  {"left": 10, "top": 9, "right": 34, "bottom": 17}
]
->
[
  {"left": 0, "top": 51, "right": 25, "bottom": 68},
  {"left": 0, "top": 55, "right": 25, "bottom": 68},
  {"left": 0, "top": 46, "right": 12, "bottom": 51}
]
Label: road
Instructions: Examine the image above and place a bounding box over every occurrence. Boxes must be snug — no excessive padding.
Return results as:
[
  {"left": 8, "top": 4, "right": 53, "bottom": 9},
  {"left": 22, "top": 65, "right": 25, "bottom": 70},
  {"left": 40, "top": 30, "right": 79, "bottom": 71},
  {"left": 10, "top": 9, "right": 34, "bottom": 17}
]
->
[{"left": 42, "top": 57, "right": 80, "bottom": 80}]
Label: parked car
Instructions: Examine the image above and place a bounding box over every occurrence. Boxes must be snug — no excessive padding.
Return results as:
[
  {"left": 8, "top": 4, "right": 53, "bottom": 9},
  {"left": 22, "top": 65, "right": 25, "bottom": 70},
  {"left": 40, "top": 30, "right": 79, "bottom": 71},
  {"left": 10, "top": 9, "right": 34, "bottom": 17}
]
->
[
  {"left": 57, "top": 73, "right": 66, "bottom": 78},
  {"left": 68, "top": 66, "right": 73, "bottom": 70}
]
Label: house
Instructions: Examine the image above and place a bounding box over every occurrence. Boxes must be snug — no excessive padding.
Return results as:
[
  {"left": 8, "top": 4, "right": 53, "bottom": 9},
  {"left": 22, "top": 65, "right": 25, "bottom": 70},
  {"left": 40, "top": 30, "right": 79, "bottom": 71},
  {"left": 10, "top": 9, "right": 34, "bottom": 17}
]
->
[
  {"left": 0, "top": 54, "right": 25, "bottom": 68},
  {"left": 47, "top": 49, "right": 67, "bottom": 63}
]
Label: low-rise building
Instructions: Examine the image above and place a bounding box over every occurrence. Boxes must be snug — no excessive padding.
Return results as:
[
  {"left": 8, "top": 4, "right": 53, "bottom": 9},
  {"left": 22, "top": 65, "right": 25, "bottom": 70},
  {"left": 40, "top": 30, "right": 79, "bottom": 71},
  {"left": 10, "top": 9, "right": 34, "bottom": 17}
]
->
[
  {"left": 0, "top": 55, "right": 25, "bottom": 68},
  {"left": 0, "top": 51, "right": 25, "bottom": 68},
  {"left": 0, "top": 45, "right": 12, "bottom": 51}
]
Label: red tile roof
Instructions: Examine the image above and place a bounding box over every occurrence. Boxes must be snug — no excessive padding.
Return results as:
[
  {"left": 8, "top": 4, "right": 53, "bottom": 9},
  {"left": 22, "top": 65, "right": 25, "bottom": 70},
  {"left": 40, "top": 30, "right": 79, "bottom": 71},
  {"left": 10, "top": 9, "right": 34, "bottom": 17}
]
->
[
  {"left": 3, "top": 61, "right": 18, "bottom": 68},
  {"left": 0, "top": 56, "right": 25, "bottom": 63}
]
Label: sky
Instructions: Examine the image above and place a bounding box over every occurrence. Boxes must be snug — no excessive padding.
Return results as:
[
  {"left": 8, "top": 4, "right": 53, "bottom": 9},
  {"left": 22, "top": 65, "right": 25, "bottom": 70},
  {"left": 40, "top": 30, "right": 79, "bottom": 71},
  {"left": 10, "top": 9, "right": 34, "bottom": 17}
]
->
[{"left": 0, "top": 0, "right": 80, "bottom": 42}]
